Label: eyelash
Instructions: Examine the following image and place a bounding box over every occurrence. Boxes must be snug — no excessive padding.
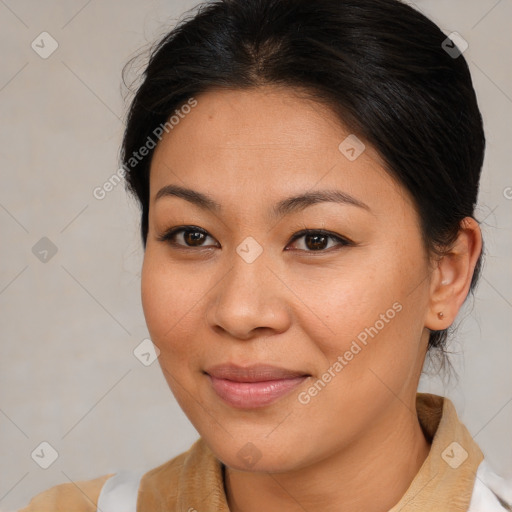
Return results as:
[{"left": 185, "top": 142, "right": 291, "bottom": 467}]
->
[{"left": 156, "top": 225, "right": 353, "bottom": 254}]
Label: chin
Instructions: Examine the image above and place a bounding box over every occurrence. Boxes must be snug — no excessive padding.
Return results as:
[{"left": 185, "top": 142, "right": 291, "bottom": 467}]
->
[{"left": 203, "top": 431, "right": 314, "bottom": 474}]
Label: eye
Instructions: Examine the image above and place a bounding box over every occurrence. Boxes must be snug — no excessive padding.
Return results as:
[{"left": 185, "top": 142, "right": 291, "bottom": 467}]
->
[
  {"left": 286, "top": 229, "right": 352, "bottom": 252},
  {"left": 156, "top": 226, "right": 218, "bottom": 248},
  {"left": 157, "top": 225, "right": 352, "bottom": 253}
]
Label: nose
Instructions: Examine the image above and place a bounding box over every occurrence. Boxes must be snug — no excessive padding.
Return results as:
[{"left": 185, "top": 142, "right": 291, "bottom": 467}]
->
[{"left": 205, "top": 249, "right": 291, "bottom": 340}]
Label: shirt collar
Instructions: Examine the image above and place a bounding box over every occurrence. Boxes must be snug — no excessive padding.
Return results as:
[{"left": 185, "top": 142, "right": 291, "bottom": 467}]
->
[{"left": 389, "top": 393, "right": 483, "bottom": 511}]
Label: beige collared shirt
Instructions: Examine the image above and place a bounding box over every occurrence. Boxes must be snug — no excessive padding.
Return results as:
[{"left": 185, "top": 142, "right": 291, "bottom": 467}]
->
[{"left": 19, "top": 393, "right": 511, "bottom": 511}]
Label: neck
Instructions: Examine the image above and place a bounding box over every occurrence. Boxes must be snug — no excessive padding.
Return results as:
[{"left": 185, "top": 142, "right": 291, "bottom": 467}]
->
[{"left": 224, "top": 399, "right": 431, "bottom": 512}]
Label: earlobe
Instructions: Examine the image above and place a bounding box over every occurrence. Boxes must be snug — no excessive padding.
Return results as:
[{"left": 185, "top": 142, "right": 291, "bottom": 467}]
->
[{"left": 425, "top": 217, "right": 482, "bottom": 331}]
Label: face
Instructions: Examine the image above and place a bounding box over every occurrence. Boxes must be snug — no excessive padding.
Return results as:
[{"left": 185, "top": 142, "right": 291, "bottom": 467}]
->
[{"left": 141, "top": 85, "right": 432, "bottom": 473}]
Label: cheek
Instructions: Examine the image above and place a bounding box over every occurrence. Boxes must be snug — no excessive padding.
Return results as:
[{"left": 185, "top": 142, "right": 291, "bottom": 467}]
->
[
  {"left": 141, "top": 252, "right": 207, "bottom": 410},
  {"left": 304, "top": 259, "right": 391, "bottom": 338},
  {"left": 141, "top": 251, "right": 200, "bottom": 356},
  {"left": 141, "top": 253, "right": 169, "bottom": 342},
  {"left": 305, "top": 242, "right": 428, "bottom": 377},
  {"left": 141, "top": 252, "right": 188, "bottom": 351}
]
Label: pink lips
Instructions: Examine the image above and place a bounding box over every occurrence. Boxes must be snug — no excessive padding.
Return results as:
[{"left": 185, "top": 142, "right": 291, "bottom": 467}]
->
[{"left": 205, "top": 364, "right": 309, "bottom": 409}]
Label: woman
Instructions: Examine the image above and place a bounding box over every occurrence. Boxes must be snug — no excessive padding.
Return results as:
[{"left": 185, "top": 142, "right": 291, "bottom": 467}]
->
[{"left": 20, "top": 0, "right": 511, "bottom": 510}]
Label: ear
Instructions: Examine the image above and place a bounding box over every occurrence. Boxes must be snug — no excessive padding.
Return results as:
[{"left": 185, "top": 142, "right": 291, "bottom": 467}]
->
[{"left": 425, "top": 217, "right": 482, "bottom": 331}]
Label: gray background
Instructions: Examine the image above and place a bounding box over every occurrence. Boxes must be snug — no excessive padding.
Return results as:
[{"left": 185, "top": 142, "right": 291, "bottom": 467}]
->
[{"left": 0, "top": 1, "right": 511, "bottom": 510}]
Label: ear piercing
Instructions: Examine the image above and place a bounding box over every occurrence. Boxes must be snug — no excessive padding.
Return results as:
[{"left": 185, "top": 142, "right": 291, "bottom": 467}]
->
[{"left": 437, "top": 311, "right": 444, "bottom": 319}]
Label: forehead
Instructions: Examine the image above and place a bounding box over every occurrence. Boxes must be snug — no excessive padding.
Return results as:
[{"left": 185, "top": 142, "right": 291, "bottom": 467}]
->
[
  {"left": 152, "top": 85, "right": 383, "bottom": 161},
  {"left": 148, "top": 86, "right": 409, "bottom": 218}
]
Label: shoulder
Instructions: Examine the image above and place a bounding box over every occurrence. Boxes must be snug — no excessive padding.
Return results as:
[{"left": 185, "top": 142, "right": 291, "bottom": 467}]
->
[
  {"left": 18, "top": 473, "right": 114, "bottom": 512},
  {"left": 18, "top": 438, "right": 216, "bottom": 512},
  {"left": 468, "top": 460, "right": 512, "bottom": 511}
]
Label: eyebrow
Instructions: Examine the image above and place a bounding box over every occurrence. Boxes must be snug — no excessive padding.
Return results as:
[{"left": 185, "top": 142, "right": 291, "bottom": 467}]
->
[{"left": 154, "top": 184, "right": 371, "bottom": 219}]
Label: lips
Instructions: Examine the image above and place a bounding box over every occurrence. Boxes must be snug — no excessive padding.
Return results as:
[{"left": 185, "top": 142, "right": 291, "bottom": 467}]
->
[
  {"left": 204, "top": 364, "right": 310, "bottom": 409},
  {"left": 205, "top": 363, "right": 308, "bottom": 382}
]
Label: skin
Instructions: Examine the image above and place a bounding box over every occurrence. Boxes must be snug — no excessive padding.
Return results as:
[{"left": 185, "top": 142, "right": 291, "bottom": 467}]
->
[{"left": 141, "top": 85, "right": 482, "bottom": 512}]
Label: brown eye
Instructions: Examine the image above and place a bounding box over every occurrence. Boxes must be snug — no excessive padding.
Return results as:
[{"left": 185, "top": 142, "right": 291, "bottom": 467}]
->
[
  {"left": 182, "top": 229, "right": 207, "bottom": 246},
  {"left": 157, "top": 226, "right": 217, "bottom": 248},
  {"left": 287, "top": 230, "right": 351, "bottom": 253}
]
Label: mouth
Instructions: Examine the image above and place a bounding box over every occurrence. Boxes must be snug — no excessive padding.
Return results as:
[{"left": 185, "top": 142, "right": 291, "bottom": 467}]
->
[{"left": 204, "top": 363, "right": 311, "bottom": 409}]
